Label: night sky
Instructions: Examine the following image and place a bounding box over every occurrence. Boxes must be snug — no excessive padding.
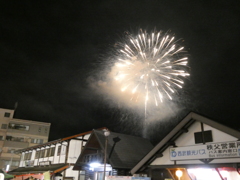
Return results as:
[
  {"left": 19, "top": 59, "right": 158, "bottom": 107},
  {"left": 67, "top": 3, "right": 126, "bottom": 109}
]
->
[{"left": 0, "top": 1, "right": 239, "bottom": 144}]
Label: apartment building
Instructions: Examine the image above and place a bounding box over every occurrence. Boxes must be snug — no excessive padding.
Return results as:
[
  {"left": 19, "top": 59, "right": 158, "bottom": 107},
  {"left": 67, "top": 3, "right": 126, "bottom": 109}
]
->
[{"left": 0, "top": 108, "right": 51, "bottom": 171}]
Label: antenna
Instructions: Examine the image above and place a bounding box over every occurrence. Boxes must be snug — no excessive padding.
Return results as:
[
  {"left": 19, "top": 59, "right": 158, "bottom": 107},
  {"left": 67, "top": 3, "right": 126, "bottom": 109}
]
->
[{"left": 13, "top": 102, "right": 18, "bottom": 118}]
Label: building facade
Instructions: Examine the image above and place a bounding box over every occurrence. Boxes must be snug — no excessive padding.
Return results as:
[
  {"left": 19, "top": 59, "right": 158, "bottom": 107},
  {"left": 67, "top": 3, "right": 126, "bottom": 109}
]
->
[
  {"left": 131, "top": 112, "right": 240, "bottom": 180},
  {"left": 0, "top": 108, "right": 51, "bottom": 171},
  {"left": 9, "top": 128, "right": 107, "bottom": 180}
]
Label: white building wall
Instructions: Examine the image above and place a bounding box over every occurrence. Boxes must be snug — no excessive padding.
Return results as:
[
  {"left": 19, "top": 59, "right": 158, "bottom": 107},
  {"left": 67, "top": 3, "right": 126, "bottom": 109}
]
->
[
  {"left": 48, "top": 145, "right": 55, "bottom": 164},
  {"left": 31, "top": 150, "right": 36, "bottom": 161},
  {"left": 34, "top": 151, "right": 39, "bottom": 166},
  {"left": 59, "top": 143, "right": 67, "bottom": 163},
  {"left": 53, "top": 144, "right": 61, "bottom": 164},
  {"left": 151, "top": 147, "right": 174, "bottom": 165},
  {"left": 151, "top": 121, "right": 240, "bottom": 166},
  {"left": 174, "top": 122, "right": 201, "bottom": 146},
  {"left": 65, "top": 166, "right": 79, "bottom": 180},
  {"left": 203, "top": 124, "right": 238, "bottom": 142},
  {"left": 67, "top": 140, "right": 82, "bottom": 163}
]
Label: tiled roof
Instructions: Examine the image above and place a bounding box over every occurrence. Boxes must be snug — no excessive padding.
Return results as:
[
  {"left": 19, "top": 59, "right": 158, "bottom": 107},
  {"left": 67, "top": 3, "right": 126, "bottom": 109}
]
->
[
  {"left": 74, "top": 129, "right": 153, "bottom": 170},
  {"left": 94, "top": 130, "right": 153, "bottom": 169}
]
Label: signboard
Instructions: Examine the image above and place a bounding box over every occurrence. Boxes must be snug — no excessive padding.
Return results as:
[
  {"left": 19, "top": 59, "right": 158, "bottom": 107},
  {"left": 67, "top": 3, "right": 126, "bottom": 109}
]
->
[{"left": 170, "top": 141, "right": 240, "bottom": 160}]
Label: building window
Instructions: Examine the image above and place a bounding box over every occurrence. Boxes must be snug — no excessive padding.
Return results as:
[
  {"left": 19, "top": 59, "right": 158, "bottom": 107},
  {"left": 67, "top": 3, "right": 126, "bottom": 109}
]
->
[
  {"left": 7, "top": 149, "right": 15, "bottom": 153},
  {"left": 44, "top": 149, "right": 48, "bottom": 157},
  {"left": 13, "top": 160, "right": 19, "bottom": 167},
  {"left": 194, "top": 130, "right": 213, "bottom": 144},
  {"left": 35, "top": 151, "right": 40, "bottom": 159},
  {"left": 1, "top": 124, "right": 7, "bottom": 129},
  {"left": 8, "top": 123, "right": 29, "bottom": 131},
  {"left": 50, "top": 147, "right": 55, "bottom": 156},
  {"left": 4, "top": 160, "right": 19, "bottom": 167},
  {"left": 40, "top": 149, "right": 45, "bottom": 158},
  {"left": 24, "top": 153, "right": 28, "bottom": 160},
  {"left": 0, "top": 136, "right": 4, "bottom": 140},
  {"left": 31, "top": 138, "right": 43, "bottom": 144},
  {"left": 57, "top": 146, "right": 61, "bottom": 156},
  {"left": 4, "top": 112, "right": 10, "bottom": 118},
  {"left": 80, "top": 171, "right": 85, "bottom": 180},
  {"left": 6, "top": 136, "right": 24, "bottom": 142},
  {"left": 6, "top": 136, "right": 12, "bottom": 141},
  {"left": 28, "top": 152, "right": 32, "bottom": 160},
  {"left": 46, "top": 148, "right": 51, "bottom": 157}
]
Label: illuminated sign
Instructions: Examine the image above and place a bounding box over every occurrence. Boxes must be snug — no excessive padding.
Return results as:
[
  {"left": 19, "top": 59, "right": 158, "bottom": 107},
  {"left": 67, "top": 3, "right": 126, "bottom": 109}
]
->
[{"left": 170, "top": 141, "right": 240, "bottom": 160}]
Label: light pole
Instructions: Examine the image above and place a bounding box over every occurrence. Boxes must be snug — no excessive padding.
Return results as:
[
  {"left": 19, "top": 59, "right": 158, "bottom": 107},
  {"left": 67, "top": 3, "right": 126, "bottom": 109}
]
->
[{"left": 103, "top": 130, "right": 110, "bottom": 180}]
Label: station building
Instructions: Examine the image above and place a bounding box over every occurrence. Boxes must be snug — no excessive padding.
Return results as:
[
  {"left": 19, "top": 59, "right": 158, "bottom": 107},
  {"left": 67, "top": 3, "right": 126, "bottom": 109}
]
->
[{"left": 131, "top": 112, "right": 240, "bottom": 180}]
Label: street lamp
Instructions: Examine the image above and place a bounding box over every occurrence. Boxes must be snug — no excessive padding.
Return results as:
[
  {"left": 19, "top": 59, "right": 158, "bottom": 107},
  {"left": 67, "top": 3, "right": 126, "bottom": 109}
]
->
[{"left": 103, "top": 130, "right": 110, "bottom": 180}]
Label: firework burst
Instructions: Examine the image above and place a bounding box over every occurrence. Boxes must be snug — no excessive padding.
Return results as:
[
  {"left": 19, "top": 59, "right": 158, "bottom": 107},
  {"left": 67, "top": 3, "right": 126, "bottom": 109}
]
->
[{"left": 108, "top": 29, "right": 190, "bottom": 115}]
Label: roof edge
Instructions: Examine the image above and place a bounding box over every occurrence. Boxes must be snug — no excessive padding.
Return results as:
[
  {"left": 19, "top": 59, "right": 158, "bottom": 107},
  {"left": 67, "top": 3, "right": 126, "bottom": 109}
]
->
[
  {"left": 15, "top": 127, "right": 107, "bottom": 153},
  {"left": 130, "top": 112, "right": 194, "bottom": 174},
  {"left": 130, "top": 112, "right": 240, "bottom": 174}
]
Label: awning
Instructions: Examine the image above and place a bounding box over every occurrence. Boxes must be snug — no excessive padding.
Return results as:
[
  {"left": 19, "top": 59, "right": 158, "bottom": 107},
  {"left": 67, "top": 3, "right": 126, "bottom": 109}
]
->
[
  {"left": 0, "top": 169, "right": 15, "bottom": 179},
  {"left": 8, "top": 164, "right": 69, "bottom": 176}
]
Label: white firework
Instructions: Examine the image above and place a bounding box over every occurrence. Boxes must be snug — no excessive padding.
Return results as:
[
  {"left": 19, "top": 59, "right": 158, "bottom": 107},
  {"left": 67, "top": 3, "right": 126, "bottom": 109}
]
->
[{"left": 111, "top": 29, "right": 190, "bottom": 112}]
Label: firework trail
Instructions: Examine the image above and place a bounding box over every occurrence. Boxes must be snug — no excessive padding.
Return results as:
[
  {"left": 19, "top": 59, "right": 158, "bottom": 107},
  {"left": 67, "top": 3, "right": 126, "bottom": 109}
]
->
[{"left": 111, "top": 29, "right": 190, "bottom": 118}]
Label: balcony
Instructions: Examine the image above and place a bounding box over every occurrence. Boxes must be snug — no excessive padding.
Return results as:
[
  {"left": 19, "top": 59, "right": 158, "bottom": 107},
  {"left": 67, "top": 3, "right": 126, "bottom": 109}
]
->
[{"left": 4, "top": 141, "right": 29, "bottom": 148}]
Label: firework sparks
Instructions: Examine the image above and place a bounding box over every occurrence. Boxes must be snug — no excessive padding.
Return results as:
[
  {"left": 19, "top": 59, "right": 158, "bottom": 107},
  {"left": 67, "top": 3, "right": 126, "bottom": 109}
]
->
[{"left": 109, "top": 29, "right": 190, "bottom": 115}]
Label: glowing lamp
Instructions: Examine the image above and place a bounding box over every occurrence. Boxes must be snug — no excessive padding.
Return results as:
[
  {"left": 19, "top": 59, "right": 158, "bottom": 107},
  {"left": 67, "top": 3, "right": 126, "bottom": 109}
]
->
[
  {"left": 176, "top": 170, "right": 183, "bottom": 179},
  {"left": 89, "top": 162, "right": 101, "bottom": 168},
  {"left": 104, "top": 130, "right": 110, "bottom": 137}
]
